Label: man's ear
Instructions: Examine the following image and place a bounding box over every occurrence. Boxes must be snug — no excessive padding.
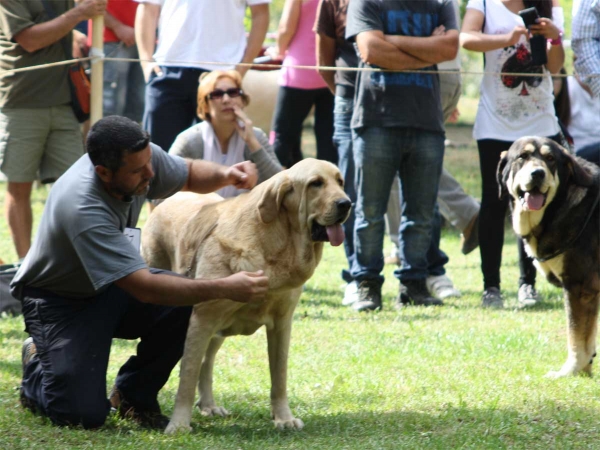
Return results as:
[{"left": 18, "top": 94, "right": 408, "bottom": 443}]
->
[
  {"left": 496, "top": 151, "right": 509, "bottom": 199},
  {"left": 258, "top": 174, "right": 293, "bottom": 224},
  {"left": 94, "top": 165, "right": 113, "bottom": 183}
]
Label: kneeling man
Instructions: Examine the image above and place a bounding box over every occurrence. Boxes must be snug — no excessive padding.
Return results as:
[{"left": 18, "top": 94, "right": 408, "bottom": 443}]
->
[{"left": 11, "top": 116, "right": 269, "bottom": 430}]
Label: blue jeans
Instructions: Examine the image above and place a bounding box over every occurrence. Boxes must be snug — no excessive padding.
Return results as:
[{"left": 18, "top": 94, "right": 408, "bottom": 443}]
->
[
  {"left": 351, "top": 127, "right": 444, "bottom": 285},
  {"left": 103, "top": 42, "right": 145, "bottom": 122},
  {"left": 333, "top": 95, "right": 355, "bottom": 283},
  {"left": 143, "top": 67, "right": 207, "bottom": 151}
]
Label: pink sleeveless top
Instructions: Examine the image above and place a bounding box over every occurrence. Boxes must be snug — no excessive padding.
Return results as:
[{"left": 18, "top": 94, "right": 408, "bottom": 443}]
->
[{"left": 279, "top": 0, "right": 328, "bottom": 90}]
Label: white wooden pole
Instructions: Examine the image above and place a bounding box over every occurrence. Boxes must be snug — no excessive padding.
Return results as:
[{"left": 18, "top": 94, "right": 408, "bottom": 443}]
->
[{"left": 90, "top": 15, "right": 104, "bottom": 125}]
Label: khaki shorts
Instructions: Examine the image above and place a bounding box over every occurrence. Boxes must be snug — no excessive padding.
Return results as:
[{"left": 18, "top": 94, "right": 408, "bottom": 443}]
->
[
  {"left": 439, "top": 71, "right": 462, "bottom": 123},
  {"left": 0, "top": 105, "right": 83, "bottom": 183}
]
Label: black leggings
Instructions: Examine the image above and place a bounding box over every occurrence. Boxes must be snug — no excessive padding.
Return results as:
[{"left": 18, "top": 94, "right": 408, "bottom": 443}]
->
[
  {"left": 477, "top": 139, "right": 536, "bottom": 290},
  {"left": 271, "top": 86, "right": 336, "bottom": 168}
]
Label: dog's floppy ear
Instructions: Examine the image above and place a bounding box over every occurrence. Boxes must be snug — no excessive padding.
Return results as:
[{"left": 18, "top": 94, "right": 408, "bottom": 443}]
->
[
  {"left": 563, "top": 148, "right": 595, "bottom": 187},
  {"left": 258, "top": 174, "right": 293, "bottom": 223},
  {"left": 496, "top": 150, "right": 509, "bottom": 199}
]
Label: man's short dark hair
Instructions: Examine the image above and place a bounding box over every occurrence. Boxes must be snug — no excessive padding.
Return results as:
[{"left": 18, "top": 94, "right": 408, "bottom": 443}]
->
[{"left": 87, "top": 116, "right": 151, "bottom": 172}]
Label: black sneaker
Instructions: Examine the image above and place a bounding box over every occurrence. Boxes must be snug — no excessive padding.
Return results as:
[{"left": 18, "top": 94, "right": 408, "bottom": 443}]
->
[
  {"left": 109, "top": 386, "right": 170, "bottom": 431},
  {"left": 20, "top": 337, "right": 38, "bottom": 412},
  {"left": 352, "top": 281, "right": 382, "bottom": 312},
  {"left": 396, "top": 279, "right": 444, "bottom": 307}
]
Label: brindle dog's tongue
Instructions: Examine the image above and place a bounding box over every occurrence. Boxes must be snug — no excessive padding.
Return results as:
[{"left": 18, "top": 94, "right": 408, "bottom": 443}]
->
[
  {"left": 525, "top": 191, "right": 545, "bottom": 211},
  {"left": 326, "top": 224, "right": 345, "bottom": 246}
]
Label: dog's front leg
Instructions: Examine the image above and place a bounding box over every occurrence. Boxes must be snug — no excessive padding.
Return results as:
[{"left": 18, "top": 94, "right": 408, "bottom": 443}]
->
[
  {"left": 546, "top": 287, "right": 599, "bottom": 378},
  {"left": 196, "top": 336, "right": 230, "bottom": 417},
  {"left": 165, "top": 312, "right": 213, "bottom": 434},
  {"left": 266, "top": 316, "right": 304, "bottom": 430}
]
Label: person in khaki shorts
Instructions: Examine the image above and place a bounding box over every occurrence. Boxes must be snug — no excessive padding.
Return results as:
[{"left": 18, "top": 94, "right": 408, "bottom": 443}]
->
[{"left": 0, "top": 0, "right": 107, "bottom": 260}]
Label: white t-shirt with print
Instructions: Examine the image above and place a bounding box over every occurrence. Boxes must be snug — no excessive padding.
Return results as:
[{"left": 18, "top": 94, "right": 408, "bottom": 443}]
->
[
  {"left": 137, "top": 0, "right": 271, "bottom": 70},
  {"left": 467, "top": 0, "right": 560, "bottom": 141}
]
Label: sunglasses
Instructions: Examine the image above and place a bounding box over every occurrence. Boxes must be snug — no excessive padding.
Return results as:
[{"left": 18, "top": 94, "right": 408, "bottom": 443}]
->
[{"left": 207, "top": 88, "right": 244, "bottom": 100}]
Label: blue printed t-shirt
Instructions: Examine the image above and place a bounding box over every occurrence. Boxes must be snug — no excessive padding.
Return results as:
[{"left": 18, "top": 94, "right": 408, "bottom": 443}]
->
[
  {"left": 346, "top": 0, "right": 457, "bottom": 132},
  {"left": 11, "top": 144, "right": 188, "bottom": 299}
]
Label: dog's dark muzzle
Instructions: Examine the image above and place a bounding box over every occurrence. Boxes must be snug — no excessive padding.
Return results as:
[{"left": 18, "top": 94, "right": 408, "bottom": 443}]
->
[{"left": 335, "top": 199, "right": 352, "bottom": 223}]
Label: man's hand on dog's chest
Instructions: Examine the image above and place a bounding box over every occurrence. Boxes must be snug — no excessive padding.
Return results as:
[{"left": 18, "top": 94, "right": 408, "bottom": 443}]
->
[{"left": 223, "top": 270, "right": 269, "bottom": 303}]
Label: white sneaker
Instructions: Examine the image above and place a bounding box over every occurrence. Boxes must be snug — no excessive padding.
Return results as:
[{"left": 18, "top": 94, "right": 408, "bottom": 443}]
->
[
  {"left": 518, "top": 284, "right": 540, "bottom": 308},
  {"left": 426, "top": 274, "right": 461, "bottom": 300},
  {"left": 342, "top": 281, "right": 359, "bottom": 306}
]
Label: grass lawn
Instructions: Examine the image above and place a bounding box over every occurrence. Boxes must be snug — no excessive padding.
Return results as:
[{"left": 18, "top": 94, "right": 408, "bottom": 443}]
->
[{"left": 1, "top": 125, "right": 598, "bottom": 449}]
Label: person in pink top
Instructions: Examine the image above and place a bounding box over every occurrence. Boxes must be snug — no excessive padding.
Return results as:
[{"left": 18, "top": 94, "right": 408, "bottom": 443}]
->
[{"left": 268, "top": 0, "right": 336, "bottom": 167}]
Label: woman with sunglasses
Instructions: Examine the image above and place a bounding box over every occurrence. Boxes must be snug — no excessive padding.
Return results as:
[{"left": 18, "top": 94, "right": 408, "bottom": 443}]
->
[{"left": 169, "top": 70, "right": 282, "bottom": 198}]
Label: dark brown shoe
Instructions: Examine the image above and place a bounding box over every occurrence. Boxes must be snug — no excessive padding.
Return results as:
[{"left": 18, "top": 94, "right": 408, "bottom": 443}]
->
[
  {"left": 109, "top": 386, "right": 170, "bottom": 431},
  {"left": 20, "top": 337, "right": 38, "bottom": 413}
]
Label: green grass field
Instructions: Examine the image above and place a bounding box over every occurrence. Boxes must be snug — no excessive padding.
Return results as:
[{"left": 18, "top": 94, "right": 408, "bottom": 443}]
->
[{"left": 1, "top": 125, "right": 598, "bottom": 449}]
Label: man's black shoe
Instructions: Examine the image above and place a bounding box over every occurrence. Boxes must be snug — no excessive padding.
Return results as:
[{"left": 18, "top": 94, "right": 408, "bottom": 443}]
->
[
  {"left": 109, "top": 386, "right": 170, "bottom": 431},
  {"left": 352, "top": 281, "right": 382, "bottom": 312},
  {"left": 20, "top": 337, "right": 38, "bottom": 413},
  {"left": 396, "top": 279, "right": 444, "bottom": 307}
]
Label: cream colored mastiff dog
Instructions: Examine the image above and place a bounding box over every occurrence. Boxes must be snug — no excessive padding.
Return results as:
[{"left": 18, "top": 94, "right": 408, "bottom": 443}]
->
[{"left": 142, "top": 159, "right": 351, "bottom": 433}]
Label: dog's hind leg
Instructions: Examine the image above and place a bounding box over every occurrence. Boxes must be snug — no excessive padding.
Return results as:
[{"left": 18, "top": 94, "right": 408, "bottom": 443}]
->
[
  {"left": 267, "top": 311, "right": 304, "bottom": 430},
  {"left": 165, "top": 312, "right": 213, "bottom": 434},
  {"left": 196, "top": 336, "right": 229, "bottom": 417},
  {"left": 546, "top": 287, "right": 599, "bottom": 378}
]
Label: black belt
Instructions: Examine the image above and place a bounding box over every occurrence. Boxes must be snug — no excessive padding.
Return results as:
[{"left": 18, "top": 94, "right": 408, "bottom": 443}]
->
[{"left": 335, "top": 85, "right": 355, "bottom": 99}]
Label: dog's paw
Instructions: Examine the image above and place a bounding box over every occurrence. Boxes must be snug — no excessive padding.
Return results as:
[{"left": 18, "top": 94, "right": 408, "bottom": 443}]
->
[
  {"left": 273, "top": 417, "right": 304, "bottom": 430},
  {"left": 199, "top": 405, "right": 230, "bottom": 417},
  {"left": 545, "top": 369, "right": 571, "bottom": 379},
  {"left": 164, "top": 421, "right": 192, "bottom": 435},
  {"left": 545, "top": 359, "right": 594, "bottom": 378}
]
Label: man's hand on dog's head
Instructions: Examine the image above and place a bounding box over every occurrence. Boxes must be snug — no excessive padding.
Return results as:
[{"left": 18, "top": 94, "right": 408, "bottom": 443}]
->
[
  {"left": 224, "top": 270, "right": 269, "bottom": 303},
  {"left": 226, "top": 161, "right": 259, "bottom": 190}
]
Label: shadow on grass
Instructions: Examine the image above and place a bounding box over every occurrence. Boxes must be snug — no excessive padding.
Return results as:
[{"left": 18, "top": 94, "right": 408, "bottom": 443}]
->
[{"left": 151, "top": 400, "right": 600, "bottom": 448}]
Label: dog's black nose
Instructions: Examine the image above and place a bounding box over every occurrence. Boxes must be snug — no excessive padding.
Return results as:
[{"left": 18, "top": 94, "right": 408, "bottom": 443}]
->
[
  {"left": 531, "top": 168, "right": 545, "bottom": 182},
  {"left": 336, "top": 199, "right": 352, "bottom": 214}
]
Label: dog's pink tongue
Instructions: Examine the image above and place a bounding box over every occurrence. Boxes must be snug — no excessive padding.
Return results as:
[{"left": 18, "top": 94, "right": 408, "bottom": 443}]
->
[
  {"left": 525, "top": 192, "right": 545, "bottom": 211},
  {"left": 326, "top": 224, "right": 345, "bottom": 247}
]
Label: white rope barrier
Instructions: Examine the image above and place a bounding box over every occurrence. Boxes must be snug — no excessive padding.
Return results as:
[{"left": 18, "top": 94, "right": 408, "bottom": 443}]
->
[{"left": 1, "top": 55, "right": 597, "bottom": 79}]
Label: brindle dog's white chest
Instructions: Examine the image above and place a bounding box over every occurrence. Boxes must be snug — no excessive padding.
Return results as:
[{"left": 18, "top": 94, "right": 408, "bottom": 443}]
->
[{"left": 526, "top": 237, "right": 565, "bottom": 282}]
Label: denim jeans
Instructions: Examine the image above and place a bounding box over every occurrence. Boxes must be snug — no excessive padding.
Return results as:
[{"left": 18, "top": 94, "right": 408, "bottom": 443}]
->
[
  {"left": 103, "top": 42, "right": 145, "bottom": 122},
  {"left": 333, "top": 95, "right": 355, "bottom": 283},
  {"left": 386, "top": 176, "right": 449, "bottom": 276},
  {"left": 143, "top": 67, "right": 207, "bottom": 152},
  {"left": 351, "top": 127, "right": 444, "bottom": 285}
]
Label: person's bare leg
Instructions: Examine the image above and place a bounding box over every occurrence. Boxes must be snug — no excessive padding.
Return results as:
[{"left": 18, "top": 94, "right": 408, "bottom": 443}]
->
[{"left": 5, "top": 181, "right": 33, "bottom": 259}]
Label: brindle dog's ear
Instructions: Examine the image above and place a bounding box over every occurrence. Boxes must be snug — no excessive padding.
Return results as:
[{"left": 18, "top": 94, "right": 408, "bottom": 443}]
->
[
  {"left": 496, "top": 151, "right": 509, "bottom": 199},
  {"left": 564, "top": 149, "right": 595, "bottom": 187},
  {"left": 258, "top": 175, "right": 293, "bottom": 223}
]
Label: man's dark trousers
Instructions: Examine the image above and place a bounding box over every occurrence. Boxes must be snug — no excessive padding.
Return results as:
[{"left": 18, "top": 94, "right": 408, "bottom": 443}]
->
[{"left": 20, "top": 269, "right": 192, "bottom": 429}]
